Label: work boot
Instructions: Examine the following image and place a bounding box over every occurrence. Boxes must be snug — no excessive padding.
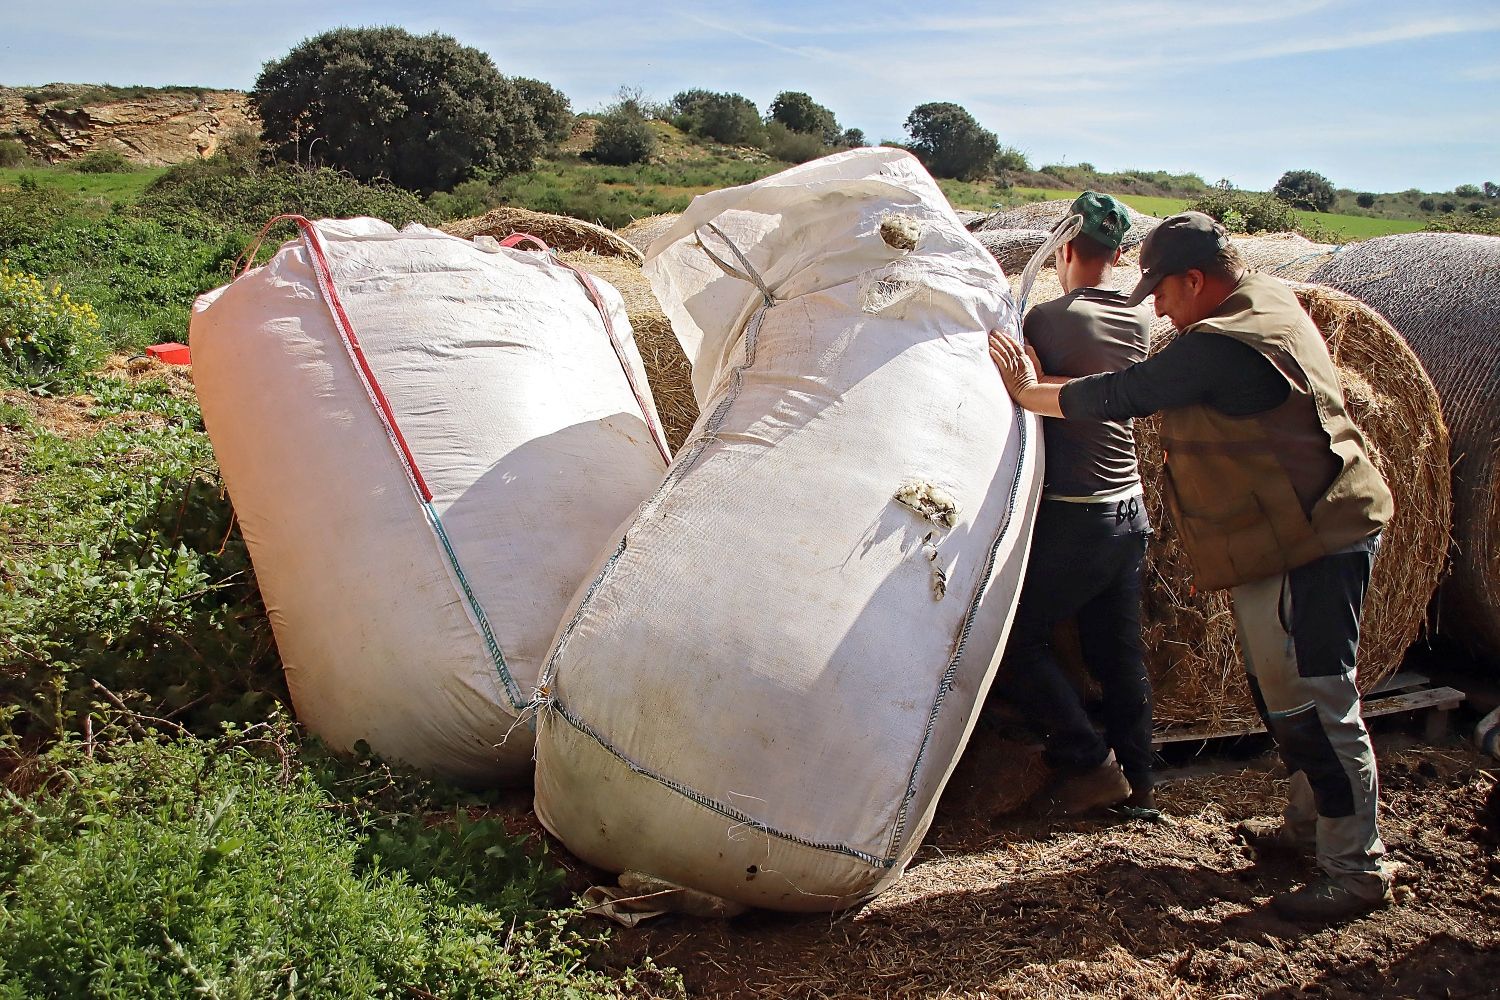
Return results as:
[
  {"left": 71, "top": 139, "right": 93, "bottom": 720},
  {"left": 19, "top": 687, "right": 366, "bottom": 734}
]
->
[
  {"left": 1235, "top": 818, "right": 1314, "bottom": 861},
  {"left": 1045, "top": 752, "right": 1131, "bottom": 816},
  {"left": 1270, "top": 877, "right": 1393, "bottom": 923},
  {"left": 1112, "top": 785, "right": 1165, "bottom": 822}
]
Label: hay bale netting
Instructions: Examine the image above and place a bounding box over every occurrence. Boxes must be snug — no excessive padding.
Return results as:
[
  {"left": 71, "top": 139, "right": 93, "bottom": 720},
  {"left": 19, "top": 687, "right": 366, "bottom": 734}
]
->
[
  {"left": 975, "top": 228, "right": 1049, "bottom": 275},
  {"left": 1232, "top": 232, "right": 1341, "bottom": 282},
  {"left": 1311, "top": 233, "right": 1500, "bottom": 658},
  {"left": 443, "top": 207, "right": 644, "bottom": 263},
  {"left": 557, "top": 251, "right": 698, "bottom": 454},
  {"left": 979, "top": 198, "right": 1161, "bottom": 249},
  {"left": 1009, "top": 271, "right": 1451, "bottom": 731},
  {"left": 617, "top": 213, "right": 681, "bottom": 256}
]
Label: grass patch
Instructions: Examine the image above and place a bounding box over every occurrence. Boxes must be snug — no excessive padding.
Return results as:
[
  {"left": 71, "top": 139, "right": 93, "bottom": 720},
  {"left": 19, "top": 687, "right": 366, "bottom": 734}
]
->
[
  {"left": 0, "top": 167, "right": 165, "bottom": 209},
  {"left": 431, "top": 153, "right": 783, "bottom": 227},
  {"left": 990, "top": 185, "right": 1425, "bottom": 241},
  {"left": 1292, "top": 210, "right": 1425, "bottom": 240}
]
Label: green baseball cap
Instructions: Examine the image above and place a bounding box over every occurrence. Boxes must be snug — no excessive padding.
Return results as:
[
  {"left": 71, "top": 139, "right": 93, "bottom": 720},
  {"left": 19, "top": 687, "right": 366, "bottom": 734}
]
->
[{"left": 1058, "top": 190, "right": 1131, "bottom": 251}]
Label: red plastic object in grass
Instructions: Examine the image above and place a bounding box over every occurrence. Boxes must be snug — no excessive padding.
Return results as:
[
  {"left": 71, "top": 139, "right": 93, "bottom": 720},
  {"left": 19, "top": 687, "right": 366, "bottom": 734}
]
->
[{"left": 146, "top": 342, "right": 191, "bottom": 365}]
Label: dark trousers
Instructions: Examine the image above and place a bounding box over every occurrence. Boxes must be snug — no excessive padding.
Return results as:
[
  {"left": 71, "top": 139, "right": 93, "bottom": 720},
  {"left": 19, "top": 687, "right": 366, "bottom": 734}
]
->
[{"left": 993, "top": 497, "right": 1153, "bottom": 790}]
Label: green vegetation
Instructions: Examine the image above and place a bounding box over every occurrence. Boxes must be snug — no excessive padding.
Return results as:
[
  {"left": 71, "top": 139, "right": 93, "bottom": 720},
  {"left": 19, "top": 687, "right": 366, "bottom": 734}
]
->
[
  {"left": 590, "top": 102, "right": 659, "bottom": 166},
  {"left": 669, "top": 89, "right": 766, "bottom": 146},
  {"left": 903, "top": 102, "right": 998, "bottom": 181},
  {"left": 19, "top": 83, "right": 216, "bottom": 109},
  {"left": 0, "top": 263, "right": 103, "bottom": 386},
  {"left": 767, "top": 91, "right": 843, "bottom": 145},
  {"left": 0, "top": 163, "right": 680, "bottom": 996},
  {"left": 252, "top": 27, "right": 555, "bottom": 191},
  {"left": 1273, "top": 169, "right": 1336, "bottom": 212},
  {"left": 0, "top": 721, "right": 666, "bottom": 997},
  {"left": 431, "top": 151, "right": 780, "bottom": 228}
]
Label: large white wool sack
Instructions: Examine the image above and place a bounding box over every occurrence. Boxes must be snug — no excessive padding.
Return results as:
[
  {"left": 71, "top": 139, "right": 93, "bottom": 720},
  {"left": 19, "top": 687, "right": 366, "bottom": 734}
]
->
[
  {"left": 191, "top": 218, "right": 669, "bottom": 784},
  {"left": 534, "top": 149, "right": 1043, "bottom": 910}
]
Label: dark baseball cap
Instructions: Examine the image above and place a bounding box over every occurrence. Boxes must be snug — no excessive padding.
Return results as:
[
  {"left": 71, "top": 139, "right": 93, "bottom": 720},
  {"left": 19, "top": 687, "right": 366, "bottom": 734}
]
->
[
  {"left": 1059, "top": 190, "right": 1131, "bottom": 251},
  {"left": 1122, "top": 211, "right": 1231, "bottom": 307}
]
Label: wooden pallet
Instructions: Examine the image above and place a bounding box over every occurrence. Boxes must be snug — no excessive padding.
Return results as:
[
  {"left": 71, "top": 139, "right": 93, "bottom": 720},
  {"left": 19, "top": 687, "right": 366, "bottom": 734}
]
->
[{"left": 1152, "top": 671, "right": 1466, "bottom": 749}]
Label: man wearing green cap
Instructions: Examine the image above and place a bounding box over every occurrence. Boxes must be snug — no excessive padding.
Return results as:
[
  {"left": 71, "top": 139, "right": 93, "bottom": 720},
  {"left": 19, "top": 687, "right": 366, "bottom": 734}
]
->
[
  {"left": 990, "top": 191, "right": 1156, "bottom": 816},
  {"left": 989, "top": 211, "right": 1394, "bottom": 923}
]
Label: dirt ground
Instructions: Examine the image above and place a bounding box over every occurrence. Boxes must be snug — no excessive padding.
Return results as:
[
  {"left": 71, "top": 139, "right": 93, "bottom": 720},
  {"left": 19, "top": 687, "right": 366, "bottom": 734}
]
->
[{"left": 575, "top": 729, "right": 1499, "bottom": 999}]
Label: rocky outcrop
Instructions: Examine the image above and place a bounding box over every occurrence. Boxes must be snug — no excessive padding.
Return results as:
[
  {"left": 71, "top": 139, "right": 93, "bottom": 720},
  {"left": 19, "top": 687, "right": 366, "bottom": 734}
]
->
[{"left": 0, "top": 85, "right": 258, "bottom": 165}]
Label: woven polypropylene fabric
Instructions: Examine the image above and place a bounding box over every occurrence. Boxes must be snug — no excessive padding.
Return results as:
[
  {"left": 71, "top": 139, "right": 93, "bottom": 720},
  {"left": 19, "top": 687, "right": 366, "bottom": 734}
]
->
[
  {"left": 536, "top": 148, "right": 1043, "bottom": 911},
  {"left": 191, "top": 220, "right": 668, "bottom": 783},
  {"left": 1313, "top": 232, "right": 1500, "bottom": 658}
]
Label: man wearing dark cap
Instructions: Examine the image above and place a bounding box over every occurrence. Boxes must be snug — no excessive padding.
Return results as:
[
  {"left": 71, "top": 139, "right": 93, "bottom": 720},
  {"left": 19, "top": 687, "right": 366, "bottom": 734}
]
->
[
  {"left": 990, "top": 191, "right": 1156, "bottom": 816},
  {"left": 989, "top": 211, "right": 1395, "bottom": 923}
]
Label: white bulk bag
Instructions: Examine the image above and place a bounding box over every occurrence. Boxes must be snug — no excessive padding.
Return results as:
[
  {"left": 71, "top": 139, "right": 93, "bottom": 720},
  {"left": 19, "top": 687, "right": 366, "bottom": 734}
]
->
[
  {"left": 534, "top": 149, "right": 1043, "bottom": 910},
  {"left": 190, "top": 218, "right": 669, "bottom": 784}
]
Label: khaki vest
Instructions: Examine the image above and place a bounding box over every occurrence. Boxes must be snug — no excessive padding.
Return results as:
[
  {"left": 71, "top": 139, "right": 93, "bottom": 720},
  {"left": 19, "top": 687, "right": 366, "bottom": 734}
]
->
[{"left": 1159, "top": 273, "right": 1392, "bottom": 590}]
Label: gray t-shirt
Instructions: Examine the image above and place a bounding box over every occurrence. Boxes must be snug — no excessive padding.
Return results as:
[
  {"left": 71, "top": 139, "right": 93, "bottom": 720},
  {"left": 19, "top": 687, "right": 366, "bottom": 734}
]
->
[{"left": 1024, "top": 286, "right": 1150, "bottom": 498}]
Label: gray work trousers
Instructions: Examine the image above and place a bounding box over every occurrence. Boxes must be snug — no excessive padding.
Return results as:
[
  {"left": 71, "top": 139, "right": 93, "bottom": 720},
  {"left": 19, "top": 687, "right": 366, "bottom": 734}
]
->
[{"left": 1230, "top": 534, "right": 1390, "bottom": 895}]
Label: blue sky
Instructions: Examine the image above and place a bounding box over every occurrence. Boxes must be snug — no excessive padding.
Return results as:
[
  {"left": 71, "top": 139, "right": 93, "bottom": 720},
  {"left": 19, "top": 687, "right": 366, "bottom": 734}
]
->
[{"left": 3, "top": 0, "right": 1497, "bottom": 192}]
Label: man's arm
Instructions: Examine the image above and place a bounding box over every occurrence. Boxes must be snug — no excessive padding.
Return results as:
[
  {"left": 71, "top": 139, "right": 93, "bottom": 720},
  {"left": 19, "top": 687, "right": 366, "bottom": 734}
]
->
[
  {"left": 988, "top": 331, "right": 1065, "bottom": 417},
  {"left": 988, "top": 328, "right": 1290, "bottom": 421}
]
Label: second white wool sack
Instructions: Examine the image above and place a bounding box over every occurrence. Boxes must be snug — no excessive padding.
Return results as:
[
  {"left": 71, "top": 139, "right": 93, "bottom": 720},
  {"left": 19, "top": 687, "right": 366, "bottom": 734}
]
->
[
  {"left": 191, "top": 218, "right": 669, "bottom": 784},
  {"left": 534, "top": 149, "right": 1043, "bottom": 910}
]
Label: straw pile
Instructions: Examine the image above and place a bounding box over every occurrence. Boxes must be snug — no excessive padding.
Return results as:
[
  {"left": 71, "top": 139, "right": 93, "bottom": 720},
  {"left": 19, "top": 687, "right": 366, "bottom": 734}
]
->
[
  {"left": 617, "top": 213, "right": 681, "bottom": 256},
  {"left": 443, "top": 207, "right": 643, "bottom": 263},
  {"left": 1008, "top": 270, "right": 1451, "bottom": 730},
  {"left": 978, "top": 198, "right": 1161, "bottom": 249},
  {"left": 556, "top": 251, "right": 698, "bottom": 454},
  {"left": 1312, "top": 233, "right": 1500, "bottom": 658}
]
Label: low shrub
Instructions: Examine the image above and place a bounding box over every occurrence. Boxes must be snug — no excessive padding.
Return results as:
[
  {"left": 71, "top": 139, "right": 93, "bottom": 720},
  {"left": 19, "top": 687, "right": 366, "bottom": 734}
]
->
[
  {"left": 138, "top": 159, "right": 436, "bottom": 232},
  {"left": 0, "top": 177, "right": 70, "bottom": 249},
  {"left": 69, "top": 149, "right": 134, "bottom": 174},
  {"left": 0, "top": 140, "right": 31, "bottom": 168},
  {"left": 1428, "top": 209, "right": 1500, "bottom": 236},
  {"left": 590, "top": 112, "right": 657, "bottom": 166},
  {"left": 1189, "top": 187, "right": 1298, "bottom": 234},
  {"left": 0, "top": 724, "right": 662, "bottom": 998},
  {"left": 0, "top": 264, "right": 102, "bottom": 386},
  {"left": 765, "top": 122, "right": 825, "bottom": 164},
  {"left": 3, "top": 214, "right": 245, "bottom": 350},
  {"left": 0, "top": 374, "right": 280, "bottom": 740}
]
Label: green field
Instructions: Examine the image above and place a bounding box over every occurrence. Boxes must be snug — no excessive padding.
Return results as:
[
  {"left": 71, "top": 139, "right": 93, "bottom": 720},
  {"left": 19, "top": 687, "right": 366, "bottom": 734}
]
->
[
  {"left": 994, "top": 186, "right": 1425, "bottom": 241},
  {"left": 0, "top": 165, "right": 166, "bottom": 205}
]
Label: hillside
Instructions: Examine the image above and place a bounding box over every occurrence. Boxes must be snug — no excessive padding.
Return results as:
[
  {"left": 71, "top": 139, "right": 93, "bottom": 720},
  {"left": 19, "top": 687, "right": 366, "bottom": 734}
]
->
[{"left": 0, "top": 84, "right": 255, "bottom": 165}]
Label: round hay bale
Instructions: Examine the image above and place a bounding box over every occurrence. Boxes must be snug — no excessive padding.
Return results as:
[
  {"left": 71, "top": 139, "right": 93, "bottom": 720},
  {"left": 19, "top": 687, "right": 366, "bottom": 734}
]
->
[
  {"left": 556, "top": 251, "right": 698, "bottom": 454},
  {"left": 617, "top": 213, "right": 680, "bottom": 255},
  {"left": 1311, "top": 233, "right": 1500, "bottom": 659},
  {"left": 443, "top": 207, "right": 643, "bottom": 263},
  {"left": 978, "top": 198, "right": 1161, "bottom": 249},
  {"left": 975, "top": 228, "right": 1049, "bottom": 275},
  {"left": 1008, "top": 273, "right": 1451, "bottom": 731},
  {"left": 1231, "top": 231, "right": 1340, "bottom": 282},
  {"left": 955, "top": 209, "right": 988, "bottom": 231}
]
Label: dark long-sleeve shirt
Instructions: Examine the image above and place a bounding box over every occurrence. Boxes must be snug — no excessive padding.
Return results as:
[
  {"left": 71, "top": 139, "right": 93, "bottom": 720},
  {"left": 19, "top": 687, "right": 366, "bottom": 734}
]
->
[{"left": 1058, "top": 330, "right": 1290, "bottom": 422}]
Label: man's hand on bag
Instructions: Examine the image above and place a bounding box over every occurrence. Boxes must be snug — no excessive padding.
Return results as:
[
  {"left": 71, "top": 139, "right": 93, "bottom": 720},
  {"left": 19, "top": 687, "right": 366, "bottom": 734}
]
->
[{"left": 988, "top": 330, "right": 1038, "bottom": 399}]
